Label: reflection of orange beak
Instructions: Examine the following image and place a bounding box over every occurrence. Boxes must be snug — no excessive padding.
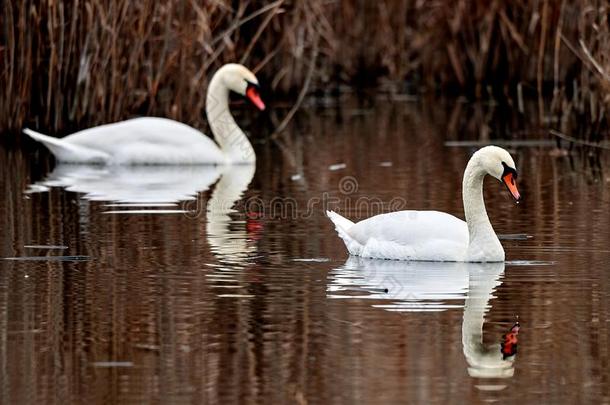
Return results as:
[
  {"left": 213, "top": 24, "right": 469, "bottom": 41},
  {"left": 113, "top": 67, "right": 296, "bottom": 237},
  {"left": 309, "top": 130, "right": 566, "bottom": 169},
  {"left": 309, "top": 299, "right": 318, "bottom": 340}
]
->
[
  {"left": 501, "top": 321, "right": 520, "bottom": 359},
  {"left": 246, "top": 87, "right": 266, "bottom": 111},
  {"left": 502, "top": 173, "right": 521, "bottom": 202}
]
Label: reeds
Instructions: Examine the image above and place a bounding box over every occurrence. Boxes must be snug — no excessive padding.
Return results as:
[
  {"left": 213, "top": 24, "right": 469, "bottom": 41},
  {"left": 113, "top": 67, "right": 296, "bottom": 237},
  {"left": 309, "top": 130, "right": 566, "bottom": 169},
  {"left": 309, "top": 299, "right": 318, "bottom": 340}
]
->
[{"left": 1, "top": 1, "right": 609, "bottom": 140}]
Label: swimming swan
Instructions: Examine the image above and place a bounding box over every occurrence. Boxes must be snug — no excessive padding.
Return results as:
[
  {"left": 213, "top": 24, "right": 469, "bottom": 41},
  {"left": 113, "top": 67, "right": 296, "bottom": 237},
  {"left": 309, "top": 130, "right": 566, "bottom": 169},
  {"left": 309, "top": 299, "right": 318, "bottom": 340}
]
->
[
  {"left": 327, "top": 146, "right": 521, "bottom": 262},
  {"left": 23, "top": 63, "right": 265, "bottom": 165}
]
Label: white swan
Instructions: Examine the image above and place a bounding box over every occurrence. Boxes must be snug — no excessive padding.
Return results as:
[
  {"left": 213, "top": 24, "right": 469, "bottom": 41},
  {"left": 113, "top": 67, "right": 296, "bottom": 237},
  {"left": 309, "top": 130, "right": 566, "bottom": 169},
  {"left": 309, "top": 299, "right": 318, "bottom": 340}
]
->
[
  {"left": 327, "top": 146, "right": 521, "bottom": 262},
  {"left": 23, "top": 64, "right": 265, "bottom": 165}
]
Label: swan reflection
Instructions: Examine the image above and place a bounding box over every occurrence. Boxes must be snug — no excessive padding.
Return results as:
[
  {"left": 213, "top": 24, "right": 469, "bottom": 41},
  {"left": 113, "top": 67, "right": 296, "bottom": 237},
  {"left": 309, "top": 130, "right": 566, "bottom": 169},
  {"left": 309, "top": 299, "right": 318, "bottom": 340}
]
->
[
  {"left": 27, "top": 163, "right": 258, "bottom": 267},
  {"left": 328, "top": 257, "right": 517, "bottom": 382},
  {"left": 200, "top": 164, "right": 261, "bottom": 298},
  {"left": 28, "top": 163, "right": 260, "bottom": 299},
  {"left": 27, "top": 164, "right": 222, "bottom": 210},
  {"left": 205, "top": 164, "right": 258, "bottom": 265}
]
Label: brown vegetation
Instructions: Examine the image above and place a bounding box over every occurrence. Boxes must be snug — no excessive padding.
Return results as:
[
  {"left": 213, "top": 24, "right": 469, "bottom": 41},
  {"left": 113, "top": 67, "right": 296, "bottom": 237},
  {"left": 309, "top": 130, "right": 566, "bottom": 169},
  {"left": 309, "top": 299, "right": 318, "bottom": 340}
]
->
[{"left": 0, "top": 0, "right": 609, "bottom": 140}]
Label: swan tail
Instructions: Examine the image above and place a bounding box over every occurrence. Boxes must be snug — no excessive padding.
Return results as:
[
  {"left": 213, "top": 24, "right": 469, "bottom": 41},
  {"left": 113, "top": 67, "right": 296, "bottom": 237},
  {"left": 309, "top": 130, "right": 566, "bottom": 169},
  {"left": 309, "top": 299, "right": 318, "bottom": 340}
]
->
[
  {"left": 24, "top": 128, "right": 108, "bottom": 163},
  {"left": 326, "top": 210, "right": 361, "bottom": 254}
]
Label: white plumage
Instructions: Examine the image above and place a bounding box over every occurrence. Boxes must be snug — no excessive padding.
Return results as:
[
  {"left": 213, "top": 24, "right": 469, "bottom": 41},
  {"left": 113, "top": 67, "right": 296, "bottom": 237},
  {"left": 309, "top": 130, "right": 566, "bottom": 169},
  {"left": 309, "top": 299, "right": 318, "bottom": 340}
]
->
[
  {"left": 24, "top": 118, "right": 225, "bottom": 165},
  {"left": 328, "top": 210, "right": 469, "bottom": 261}
]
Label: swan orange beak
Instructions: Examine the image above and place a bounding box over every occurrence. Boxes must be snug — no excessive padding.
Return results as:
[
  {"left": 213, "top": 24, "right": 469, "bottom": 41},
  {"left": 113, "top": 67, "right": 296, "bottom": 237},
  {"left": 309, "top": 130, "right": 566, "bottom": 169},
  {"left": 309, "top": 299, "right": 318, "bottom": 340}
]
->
[
  {"left": 246, "top": 86, "right": 265, "bottom": 111},
  {"left": 502, "top": 172, "right": 521, "bottom": 202}
]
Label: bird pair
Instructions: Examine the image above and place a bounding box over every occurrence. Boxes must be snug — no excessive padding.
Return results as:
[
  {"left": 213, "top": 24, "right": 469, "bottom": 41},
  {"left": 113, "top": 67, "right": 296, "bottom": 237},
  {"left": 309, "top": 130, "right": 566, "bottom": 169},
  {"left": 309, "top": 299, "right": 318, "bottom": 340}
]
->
[{"left": 25, "top": 63, "right": 521, "bottom": 263}]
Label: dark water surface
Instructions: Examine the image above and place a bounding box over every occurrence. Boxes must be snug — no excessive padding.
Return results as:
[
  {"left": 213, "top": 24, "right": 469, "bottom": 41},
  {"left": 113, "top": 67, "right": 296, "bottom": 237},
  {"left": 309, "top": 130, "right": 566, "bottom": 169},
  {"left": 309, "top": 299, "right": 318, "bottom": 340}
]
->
[{"left": 1, "top": 100, "right": 610, "bottom": 404}]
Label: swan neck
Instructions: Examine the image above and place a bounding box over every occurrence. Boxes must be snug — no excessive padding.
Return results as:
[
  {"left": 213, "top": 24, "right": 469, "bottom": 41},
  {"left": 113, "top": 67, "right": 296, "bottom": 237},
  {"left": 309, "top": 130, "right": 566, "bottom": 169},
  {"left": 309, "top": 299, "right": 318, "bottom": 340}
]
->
[
  {"left": 462, "top": 158, "right": 502, "bottom": 260},
  {"left": 462, "top": 160, "right": 488, "bottom": 227},
  {"left": 206, "top": 72, "right": 255, "bottom": 164}
]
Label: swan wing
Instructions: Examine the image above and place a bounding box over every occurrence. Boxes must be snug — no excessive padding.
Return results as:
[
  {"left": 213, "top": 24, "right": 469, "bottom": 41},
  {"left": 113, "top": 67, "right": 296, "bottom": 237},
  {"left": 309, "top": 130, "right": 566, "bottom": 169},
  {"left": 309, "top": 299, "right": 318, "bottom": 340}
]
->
[{"left": 347, "top": 211, "right": 469, "bottom": 261}]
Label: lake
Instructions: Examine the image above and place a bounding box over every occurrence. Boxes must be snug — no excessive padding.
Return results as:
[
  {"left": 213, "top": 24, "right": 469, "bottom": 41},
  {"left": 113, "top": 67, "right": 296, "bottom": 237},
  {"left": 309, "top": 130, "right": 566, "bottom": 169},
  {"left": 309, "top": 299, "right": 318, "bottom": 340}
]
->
[{"left": 1, "top": 98, "right": 609, "bottom": 404}]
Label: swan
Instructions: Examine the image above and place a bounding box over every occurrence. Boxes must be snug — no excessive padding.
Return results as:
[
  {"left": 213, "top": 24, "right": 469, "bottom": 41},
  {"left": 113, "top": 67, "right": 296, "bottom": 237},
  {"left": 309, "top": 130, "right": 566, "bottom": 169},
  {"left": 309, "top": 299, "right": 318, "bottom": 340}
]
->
[
  {"left": 327, "top": 146, "right": 521, "bottom": 262},
  {"left": 23, "top": 63, "right": 265, "bottom": 165}
]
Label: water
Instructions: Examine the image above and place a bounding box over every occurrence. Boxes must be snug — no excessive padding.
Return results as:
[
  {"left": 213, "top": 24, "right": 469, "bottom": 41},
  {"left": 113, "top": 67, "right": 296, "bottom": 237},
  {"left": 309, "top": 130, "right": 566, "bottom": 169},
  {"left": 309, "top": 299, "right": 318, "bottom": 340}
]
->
[{"left": 1, "top": 99, "right": 610, "bottom": 404}]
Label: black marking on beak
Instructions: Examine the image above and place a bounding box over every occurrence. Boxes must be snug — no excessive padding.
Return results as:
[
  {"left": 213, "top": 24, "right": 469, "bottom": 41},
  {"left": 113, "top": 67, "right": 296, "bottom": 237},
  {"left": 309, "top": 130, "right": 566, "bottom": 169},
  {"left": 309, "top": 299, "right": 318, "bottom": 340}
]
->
[
  {"left": 501, "top": 162, "right": 518, "bottom": 179},
  {"left": 245, "top": 80, "right": 260, "bottom": 91}
]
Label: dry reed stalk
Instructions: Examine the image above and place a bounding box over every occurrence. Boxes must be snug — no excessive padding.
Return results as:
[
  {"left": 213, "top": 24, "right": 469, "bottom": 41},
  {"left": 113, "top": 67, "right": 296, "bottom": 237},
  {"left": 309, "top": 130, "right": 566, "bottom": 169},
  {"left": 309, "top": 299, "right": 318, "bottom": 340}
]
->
[{"left": 0, "top": 0, "right": 608, "bottom": 142}]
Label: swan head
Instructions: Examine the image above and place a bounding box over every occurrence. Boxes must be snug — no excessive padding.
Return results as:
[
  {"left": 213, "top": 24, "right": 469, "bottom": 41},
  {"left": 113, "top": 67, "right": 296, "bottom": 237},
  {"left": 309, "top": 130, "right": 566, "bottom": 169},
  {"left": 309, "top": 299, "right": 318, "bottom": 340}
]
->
[
  {"left": 216, "top": 63, "right": 265, "bottom": 111},
  {"left": 475, "top": 146, "right": 520, "bottom": 202}
]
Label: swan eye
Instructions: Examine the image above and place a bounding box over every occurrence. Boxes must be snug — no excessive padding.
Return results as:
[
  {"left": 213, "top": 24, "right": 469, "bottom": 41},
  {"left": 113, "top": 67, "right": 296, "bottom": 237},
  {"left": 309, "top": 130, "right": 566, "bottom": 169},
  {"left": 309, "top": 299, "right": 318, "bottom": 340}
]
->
[
  {"left": 245, "top": 80, "right": 260, "bottom": 91},
  {"left": 501, "top": 162, "right": 517, "bottom": 179}
]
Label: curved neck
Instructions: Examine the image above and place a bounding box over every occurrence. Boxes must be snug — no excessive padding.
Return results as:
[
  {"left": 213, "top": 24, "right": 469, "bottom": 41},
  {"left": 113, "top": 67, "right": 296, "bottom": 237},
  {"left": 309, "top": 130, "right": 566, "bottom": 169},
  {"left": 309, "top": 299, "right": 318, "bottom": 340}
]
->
[
  {"left": 462, "top": 158, "right": 503, "bottom": 261},
  {"left": 205, "top": 73, "right": 255, "bottom": 164}
]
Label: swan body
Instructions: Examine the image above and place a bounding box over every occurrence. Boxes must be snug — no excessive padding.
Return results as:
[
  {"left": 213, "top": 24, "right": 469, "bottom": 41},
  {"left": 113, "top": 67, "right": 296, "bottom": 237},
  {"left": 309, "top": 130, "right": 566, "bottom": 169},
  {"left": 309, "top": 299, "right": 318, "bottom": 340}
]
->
[
  {"left": 24, "top": 64, "right": 265, "bottom": 165},
  {"left": 327, "top": 146, "right": 521, "bottom": 262},
  {"left": 24, "top": 118, "right": 227, "bottom": 165},
  {"left": 328, "top": 210, "right": 470, "bottom": 262}
]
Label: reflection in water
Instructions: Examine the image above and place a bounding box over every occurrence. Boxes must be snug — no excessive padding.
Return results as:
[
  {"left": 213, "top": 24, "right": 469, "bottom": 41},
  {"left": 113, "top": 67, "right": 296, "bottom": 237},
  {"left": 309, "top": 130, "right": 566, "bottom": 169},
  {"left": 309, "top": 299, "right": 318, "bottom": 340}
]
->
[
  {"left": 501, "top": 321, "right": 520, "bottom": 359},
  {"left": 206, "top": 164, "right": 257, "bottom": 264},
  {"left": 204, "top": 165, "right": 260, "bottom": 297},
  {"left": 462, "top": 262, "right": 515, "bottom": 382},
  {"left": 328, "top": 256, "right": 468, "bottom": 311},
  {"left": 28, "top": 162, "right": 259, "bottom": 296},
  {"left": 27, "top": 164, "right": 222, "bottom": 209},
  {"left": 329, "top": 258, "right": 517, "bottom": 383}
]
